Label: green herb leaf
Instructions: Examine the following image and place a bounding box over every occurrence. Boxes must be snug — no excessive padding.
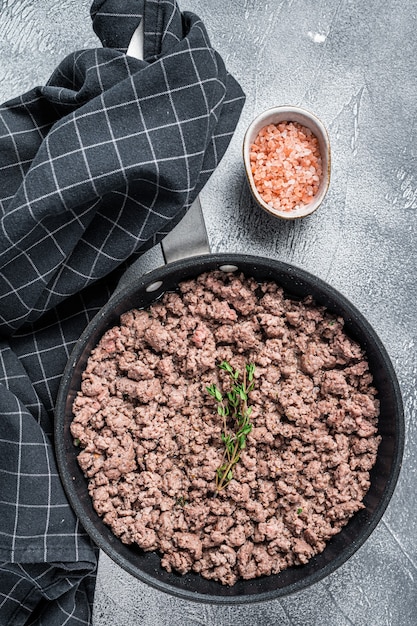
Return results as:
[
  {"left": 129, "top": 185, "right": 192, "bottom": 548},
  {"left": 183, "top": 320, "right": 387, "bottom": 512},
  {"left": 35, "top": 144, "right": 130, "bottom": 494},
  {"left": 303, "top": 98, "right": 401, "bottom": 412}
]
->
[
  {"left": 206, "top": 361, "right": 256, "bottom": 492},
  {"left": 246, "top": 363, "right": 255, "bottom": 381}
]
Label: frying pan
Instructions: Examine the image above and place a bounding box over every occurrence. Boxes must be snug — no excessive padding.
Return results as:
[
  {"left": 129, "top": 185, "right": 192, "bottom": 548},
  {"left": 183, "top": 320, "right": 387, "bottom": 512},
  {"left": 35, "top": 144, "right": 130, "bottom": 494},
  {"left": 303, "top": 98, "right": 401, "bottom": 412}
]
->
[{"left": 54, "top": 197, "right": 404, "bottom": 604}]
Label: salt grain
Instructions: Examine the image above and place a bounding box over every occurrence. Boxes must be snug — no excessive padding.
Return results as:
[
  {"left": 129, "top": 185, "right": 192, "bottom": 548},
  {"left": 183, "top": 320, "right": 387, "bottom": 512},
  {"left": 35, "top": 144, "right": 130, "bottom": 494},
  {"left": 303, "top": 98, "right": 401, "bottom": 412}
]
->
[{"left": 250, "top": 121, "right": 323, "bottom": 213}]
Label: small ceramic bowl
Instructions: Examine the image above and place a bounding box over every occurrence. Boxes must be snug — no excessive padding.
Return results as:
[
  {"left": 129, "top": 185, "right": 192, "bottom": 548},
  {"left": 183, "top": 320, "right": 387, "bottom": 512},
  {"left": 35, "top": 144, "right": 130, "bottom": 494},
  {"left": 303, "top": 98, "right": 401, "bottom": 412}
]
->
[{"left": 243, "top": 106, "right": 331, "bottom": 220}]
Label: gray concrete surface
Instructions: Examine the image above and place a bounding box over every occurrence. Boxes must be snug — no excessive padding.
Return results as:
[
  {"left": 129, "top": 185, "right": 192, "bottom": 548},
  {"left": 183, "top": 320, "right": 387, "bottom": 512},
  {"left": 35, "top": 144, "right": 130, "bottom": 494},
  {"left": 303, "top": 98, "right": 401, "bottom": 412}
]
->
[{"left": 1, "top": 0, "right": 416, "bottom": 624}]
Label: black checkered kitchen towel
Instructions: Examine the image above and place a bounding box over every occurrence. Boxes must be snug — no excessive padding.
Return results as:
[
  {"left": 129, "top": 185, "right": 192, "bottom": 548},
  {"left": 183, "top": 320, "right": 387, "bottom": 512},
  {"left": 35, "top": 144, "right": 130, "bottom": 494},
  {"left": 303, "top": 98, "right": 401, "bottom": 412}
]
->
[{"left": 0, "top": 0, "right": 245, "bottom": 623}]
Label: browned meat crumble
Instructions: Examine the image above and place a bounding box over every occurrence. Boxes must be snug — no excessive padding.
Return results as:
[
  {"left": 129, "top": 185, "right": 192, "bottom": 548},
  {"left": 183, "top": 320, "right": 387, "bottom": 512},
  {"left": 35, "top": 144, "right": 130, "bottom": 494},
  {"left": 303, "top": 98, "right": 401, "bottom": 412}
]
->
[{"left": 71, "top": 271, "right": 380, "bottom": 586}]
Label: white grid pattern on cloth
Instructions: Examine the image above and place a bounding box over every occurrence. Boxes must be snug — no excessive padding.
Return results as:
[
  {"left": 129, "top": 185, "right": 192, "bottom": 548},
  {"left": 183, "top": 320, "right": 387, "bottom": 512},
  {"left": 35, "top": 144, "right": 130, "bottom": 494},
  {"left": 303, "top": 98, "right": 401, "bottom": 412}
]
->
[
  {"left": 0, "top": 0, "right": 245, "bottom": 623},
  {"left": 0, "top": 561, "right": 97, "bottom": 625},
  {"left": 0, "top": 288, "right": 105, "bottom": 624}
]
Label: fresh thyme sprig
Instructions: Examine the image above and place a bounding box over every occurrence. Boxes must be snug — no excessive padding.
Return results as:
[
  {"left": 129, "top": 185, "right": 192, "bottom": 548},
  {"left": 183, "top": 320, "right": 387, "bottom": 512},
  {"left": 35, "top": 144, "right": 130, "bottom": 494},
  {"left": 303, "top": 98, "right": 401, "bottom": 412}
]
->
[{"left": 206, "top": 361, "right": 255, "bottom": 492}]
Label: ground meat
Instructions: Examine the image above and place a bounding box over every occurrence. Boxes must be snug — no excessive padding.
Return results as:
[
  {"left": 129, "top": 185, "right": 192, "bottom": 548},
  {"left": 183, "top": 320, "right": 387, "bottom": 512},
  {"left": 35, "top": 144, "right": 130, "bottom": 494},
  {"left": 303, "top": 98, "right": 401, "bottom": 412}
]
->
[{"left": 71, "top": 270, "right": 380, "bottom": 586}]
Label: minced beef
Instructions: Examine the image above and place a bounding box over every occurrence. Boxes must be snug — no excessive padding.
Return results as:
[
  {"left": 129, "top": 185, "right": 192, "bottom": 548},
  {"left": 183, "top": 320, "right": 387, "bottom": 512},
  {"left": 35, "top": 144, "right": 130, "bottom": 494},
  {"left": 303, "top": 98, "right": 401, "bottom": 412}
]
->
[{"left": 71, "top": 271, "right": 380, "bottom": 586}]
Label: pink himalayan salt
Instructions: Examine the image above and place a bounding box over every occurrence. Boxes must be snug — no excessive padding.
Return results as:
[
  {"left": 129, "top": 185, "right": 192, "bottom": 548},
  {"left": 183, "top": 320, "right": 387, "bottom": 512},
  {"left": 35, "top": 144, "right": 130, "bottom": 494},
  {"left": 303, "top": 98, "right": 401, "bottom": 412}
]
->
[{"left": 250, "top": 121, "right": 323, "bottom": 213}]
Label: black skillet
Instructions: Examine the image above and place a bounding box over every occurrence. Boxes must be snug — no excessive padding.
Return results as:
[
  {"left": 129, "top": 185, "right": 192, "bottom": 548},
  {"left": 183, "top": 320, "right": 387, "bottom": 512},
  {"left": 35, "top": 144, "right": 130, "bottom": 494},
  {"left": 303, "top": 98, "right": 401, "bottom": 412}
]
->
[{"left": 54, "top": 198, "right": 404, "bottom": 604}]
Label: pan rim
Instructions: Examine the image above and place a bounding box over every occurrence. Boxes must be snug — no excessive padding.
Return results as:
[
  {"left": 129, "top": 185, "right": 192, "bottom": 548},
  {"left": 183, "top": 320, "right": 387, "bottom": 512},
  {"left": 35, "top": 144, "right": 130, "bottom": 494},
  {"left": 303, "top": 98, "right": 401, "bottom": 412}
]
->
[{"left": 54, "top": 252, "right": 404, "bottom": 604}]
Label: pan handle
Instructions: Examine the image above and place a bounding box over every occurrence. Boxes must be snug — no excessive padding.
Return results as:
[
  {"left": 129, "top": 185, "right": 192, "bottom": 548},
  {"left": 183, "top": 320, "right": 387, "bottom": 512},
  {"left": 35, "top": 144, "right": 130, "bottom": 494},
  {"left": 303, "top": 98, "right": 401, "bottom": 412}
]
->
[
  {"left": 126, "top": 22, "right": 211, "bottom": 269},
  {"left": 114, "top": 24, "right": 211, "bottom": 293},
  {"left": 160, "top": 196, "right": 211, "bottom": 264},
  {"left": 115, "top": 196, "right": 210, "bottom": 293}
]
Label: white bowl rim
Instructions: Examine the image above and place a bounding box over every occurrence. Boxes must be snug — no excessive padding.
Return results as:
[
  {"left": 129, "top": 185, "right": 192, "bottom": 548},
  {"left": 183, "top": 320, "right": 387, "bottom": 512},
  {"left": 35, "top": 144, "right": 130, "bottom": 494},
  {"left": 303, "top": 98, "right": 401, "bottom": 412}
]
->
[{"left": 243, "top": 105, "right": 331, "bottom": 220}]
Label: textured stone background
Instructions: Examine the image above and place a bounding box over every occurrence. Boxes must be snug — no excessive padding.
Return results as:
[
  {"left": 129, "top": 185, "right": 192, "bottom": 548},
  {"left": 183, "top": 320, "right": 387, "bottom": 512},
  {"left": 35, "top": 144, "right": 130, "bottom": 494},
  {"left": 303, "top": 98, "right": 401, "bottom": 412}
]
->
[{"left": 1, "top": 1, "right": 416, "bottom": 624}]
